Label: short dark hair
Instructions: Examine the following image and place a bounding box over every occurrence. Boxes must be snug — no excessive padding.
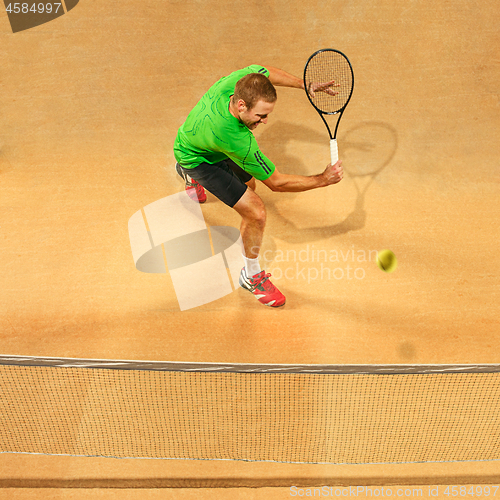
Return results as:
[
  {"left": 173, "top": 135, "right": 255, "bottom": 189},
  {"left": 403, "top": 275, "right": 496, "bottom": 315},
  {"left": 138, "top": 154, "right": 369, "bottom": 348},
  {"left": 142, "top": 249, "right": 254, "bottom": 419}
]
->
[{"left": 232, "top": 73, "right": 277, "bottom": 110}]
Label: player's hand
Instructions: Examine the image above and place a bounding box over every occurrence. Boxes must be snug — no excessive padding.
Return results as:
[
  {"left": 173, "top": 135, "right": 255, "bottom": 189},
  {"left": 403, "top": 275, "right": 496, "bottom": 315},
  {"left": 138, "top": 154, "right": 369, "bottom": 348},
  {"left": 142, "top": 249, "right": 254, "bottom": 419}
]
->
[
  {"left": 308, "top": 80, "right": 340, "bottom": 98},
  {"left": 322, "top": 160, "right": 344, "bottom": 185}
]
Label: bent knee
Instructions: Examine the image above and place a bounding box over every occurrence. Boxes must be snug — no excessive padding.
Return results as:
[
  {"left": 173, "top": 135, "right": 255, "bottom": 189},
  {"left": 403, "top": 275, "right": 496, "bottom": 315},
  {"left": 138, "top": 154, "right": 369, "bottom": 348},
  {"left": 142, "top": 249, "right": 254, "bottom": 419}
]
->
[
  {"left": 253, "top": 207, "right": 266, "bottom": 224},
  {"left": 235, "top": 191, "right": 266, "bottom": 223},
  {"left": 246, "top": 202, "right": 266, "bottom": 224}
]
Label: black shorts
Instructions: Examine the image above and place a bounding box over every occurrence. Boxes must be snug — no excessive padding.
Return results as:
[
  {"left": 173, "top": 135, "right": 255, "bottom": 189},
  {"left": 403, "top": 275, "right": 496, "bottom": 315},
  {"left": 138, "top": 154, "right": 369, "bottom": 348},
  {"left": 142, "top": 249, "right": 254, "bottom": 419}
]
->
[{"left": 178, "top": 159, "right": 252, "bottom": 207}]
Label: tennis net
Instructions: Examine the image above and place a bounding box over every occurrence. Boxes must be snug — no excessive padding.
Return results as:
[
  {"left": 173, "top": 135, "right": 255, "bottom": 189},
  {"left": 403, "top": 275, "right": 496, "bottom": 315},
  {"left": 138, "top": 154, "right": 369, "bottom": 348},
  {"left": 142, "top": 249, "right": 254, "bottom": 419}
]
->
[{"left": 1, "top": 355, "right": 499, "bottom": 464}]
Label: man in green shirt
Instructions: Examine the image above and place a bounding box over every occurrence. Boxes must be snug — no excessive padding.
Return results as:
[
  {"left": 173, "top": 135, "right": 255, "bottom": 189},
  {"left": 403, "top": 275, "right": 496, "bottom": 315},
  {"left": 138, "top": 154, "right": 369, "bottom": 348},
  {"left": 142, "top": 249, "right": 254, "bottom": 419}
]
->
[{"left": 174, "top": 65, "right": 343, "bottom": 307}]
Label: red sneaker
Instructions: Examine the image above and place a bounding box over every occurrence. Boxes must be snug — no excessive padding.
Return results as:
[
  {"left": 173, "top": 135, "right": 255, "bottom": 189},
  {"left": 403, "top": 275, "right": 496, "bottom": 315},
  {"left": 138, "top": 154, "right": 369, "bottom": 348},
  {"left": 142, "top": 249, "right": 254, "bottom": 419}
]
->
[
  {"left": 239, "top": 268, "right": 286, "bottom": 307},
  {"left": 185, "top": 182, "right": 207, "bottom": 203},
  {"left": 176, "top": 163, "right": 207, "bottom": 203}
]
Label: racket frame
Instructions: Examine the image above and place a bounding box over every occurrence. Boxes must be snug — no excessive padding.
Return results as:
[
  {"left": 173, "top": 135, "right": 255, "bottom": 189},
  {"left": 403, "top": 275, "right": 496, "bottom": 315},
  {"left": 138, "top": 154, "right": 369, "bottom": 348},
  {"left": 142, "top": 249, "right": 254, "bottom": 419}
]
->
[{"left": 303, "top": 48, "right": 354, "bottom": 164}]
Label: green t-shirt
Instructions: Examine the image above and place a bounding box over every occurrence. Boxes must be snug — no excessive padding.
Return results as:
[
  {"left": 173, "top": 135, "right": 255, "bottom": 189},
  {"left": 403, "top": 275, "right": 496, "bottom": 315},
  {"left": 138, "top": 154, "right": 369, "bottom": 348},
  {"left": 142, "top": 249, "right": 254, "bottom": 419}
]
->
[{"left": 173, "top": 65, "right": 276, "bottom": 181}]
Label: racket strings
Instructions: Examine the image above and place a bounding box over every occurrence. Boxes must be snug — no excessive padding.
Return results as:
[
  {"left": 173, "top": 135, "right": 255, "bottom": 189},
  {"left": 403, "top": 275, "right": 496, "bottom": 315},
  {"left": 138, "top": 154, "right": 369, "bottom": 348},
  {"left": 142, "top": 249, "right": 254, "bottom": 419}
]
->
[{"left": 305, "top": 51, "right": 353, "bottom": 114}]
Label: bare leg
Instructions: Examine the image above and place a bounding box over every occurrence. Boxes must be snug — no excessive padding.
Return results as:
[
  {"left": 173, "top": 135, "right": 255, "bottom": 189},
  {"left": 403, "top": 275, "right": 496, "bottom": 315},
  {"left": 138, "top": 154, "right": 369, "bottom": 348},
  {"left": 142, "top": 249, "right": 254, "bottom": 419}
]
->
[
  {"left": 234, "top": 181, "right": 286, "bottom": 307},
  {"left": 245, "top": 177, "right": 257, "bottom": 191},
  {"left": 232, "top": 186, "right": 266, "bottom": 259}
]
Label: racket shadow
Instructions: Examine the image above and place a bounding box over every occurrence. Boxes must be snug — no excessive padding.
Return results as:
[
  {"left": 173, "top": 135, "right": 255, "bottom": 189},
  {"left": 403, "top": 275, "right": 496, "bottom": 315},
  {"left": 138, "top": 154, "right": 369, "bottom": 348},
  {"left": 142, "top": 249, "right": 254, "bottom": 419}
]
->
[
  {"left": 257, "top": 121, "right": 398, "bottom": 247},
  {"left": 339, "top": 120, "right": 399, "bottom": 233}
]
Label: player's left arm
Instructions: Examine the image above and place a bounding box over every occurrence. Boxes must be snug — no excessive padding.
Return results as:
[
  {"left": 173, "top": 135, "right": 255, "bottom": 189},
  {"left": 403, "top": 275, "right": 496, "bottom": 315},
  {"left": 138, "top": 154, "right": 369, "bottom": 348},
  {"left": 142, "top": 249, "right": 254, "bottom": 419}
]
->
[
  {"left": 266, "top": 66, "right": 304, "bottom": 90},
  {"left": 266, "top": 66, "right": 339, "bottom": 96}
]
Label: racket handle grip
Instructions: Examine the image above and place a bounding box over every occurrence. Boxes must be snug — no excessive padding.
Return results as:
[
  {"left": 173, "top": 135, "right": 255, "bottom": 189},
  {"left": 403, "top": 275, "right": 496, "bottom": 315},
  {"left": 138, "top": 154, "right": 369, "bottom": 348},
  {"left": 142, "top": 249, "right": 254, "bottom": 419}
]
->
[{"left": 330, "top": 139, "right": 339, "bottom": 164}]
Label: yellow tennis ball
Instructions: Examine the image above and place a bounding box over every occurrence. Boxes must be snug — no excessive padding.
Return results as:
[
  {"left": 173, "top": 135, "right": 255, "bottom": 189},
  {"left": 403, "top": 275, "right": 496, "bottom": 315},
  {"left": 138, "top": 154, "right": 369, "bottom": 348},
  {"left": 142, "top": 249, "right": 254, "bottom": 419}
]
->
[{"left": 377, "top": 249, "right": 397, "bottom": 273}]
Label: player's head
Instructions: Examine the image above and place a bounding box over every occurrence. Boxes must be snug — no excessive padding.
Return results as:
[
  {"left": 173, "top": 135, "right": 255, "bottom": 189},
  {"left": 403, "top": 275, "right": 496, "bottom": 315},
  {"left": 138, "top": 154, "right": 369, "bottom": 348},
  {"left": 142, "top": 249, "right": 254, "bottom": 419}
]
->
[
  {"left": 233, "top": 73, "right": 277, "bottom": 110},
  {"left": 231, "top": 73, "right": 277, "bottom": 130}
]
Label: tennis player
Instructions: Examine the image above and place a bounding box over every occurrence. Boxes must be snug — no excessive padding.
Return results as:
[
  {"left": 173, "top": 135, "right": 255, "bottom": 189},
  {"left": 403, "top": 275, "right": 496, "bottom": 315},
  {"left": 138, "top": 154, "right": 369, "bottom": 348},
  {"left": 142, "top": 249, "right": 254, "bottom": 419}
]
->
[{"left": 174, "top": 65, "right": 343, "bottom": 307}]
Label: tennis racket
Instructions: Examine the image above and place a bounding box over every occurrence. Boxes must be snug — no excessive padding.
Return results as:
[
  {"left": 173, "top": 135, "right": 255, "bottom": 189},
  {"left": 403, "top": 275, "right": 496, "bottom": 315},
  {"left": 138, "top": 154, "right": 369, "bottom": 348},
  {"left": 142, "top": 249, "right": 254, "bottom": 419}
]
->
[{"left": 304, "top": 49, "right": 354, "bottom": 164}]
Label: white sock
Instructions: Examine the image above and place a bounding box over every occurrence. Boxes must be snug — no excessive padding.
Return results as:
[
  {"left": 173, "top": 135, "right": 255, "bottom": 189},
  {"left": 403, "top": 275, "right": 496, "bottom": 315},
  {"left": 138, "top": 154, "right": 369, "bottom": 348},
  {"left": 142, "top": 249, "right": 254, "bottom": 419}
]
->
[{"left": 242, "top": 254, "right": 261, "bottom": 277}]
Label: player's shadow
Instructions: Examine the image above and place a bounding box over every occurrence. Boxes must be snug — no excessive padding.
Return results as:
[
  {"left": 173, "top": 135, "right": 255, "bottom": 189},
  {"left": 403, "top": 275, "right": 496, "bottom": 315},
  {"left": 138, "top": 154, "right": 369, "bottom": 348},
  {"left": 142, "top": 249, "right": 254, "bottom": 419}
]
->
[{"left": 256, "top": 120, "right": 398, "bottom": 247}]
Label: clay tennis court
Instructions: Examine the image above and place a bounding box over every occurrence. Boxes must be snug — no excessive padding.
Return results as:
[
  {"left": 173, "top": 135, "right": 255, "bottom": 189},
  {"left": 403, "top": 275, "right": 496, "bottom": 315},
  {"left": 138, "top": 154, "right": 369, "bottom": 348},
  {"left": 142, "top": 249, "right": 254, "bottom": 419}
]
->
[{"left": 1, "top": 0, "right": 499, "bottom": 498}]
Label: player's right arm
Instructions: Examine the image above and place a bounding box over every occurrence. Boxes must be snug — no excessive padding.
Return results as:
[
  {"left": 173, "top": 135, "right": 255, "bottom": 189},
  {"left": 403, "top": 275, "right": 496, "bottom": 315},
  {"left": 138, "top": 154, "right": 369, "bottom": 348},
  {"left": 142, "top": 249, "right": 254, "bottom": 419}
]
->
[{"left": 261, "top": 161, "right": 343, "bottom": 192}]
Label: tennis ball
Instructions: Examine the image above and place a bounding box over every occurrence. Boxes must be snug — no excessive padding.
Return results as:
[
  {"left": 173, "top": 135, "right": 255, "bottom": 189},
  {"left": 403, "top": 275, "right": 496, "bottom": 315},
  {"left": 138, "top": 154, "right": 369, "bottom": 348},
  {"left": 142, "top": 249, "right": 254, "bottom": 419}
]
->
[{"left": 377, "top": 249, "right": 397, "bottom": 273}]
